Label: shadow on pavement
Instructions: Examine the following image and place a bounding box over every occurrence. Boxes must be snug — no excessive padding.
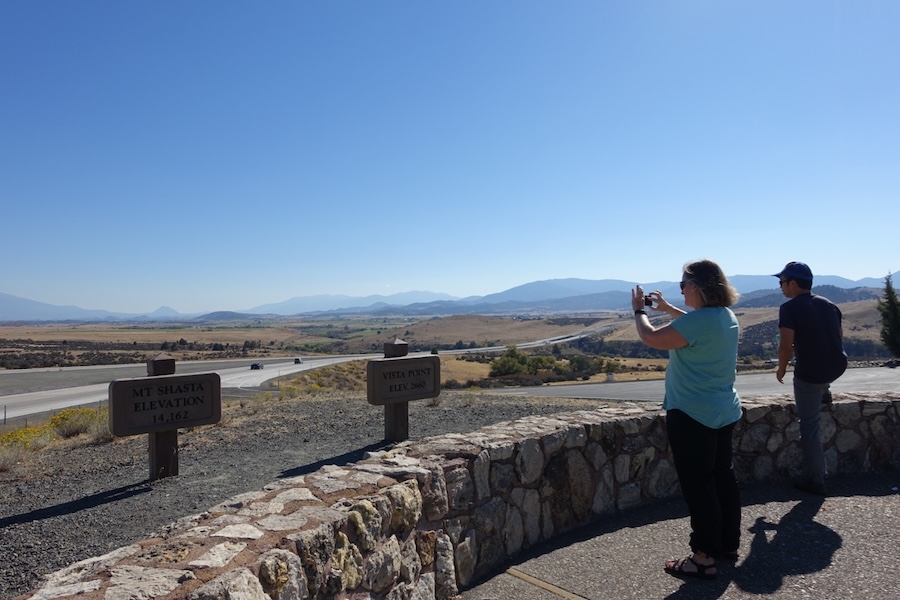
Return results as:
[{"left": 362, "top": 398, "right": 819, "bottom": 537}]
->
[
  {"left": 732, "top": 498, "right": 839, "bottom": 594},
  {"left": 660, "top": 496, "right": 841, "bottom": 600},
  {"left": 465, "top": 473, "right": 895, "bottom": 600}
]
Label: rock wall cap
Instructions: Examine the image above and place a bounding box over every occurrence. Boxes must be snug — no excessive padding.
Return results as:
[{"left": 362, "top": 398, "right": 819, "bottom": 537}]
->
[{"left": 774, "top": 261, "right": 813, "bottom": 280}]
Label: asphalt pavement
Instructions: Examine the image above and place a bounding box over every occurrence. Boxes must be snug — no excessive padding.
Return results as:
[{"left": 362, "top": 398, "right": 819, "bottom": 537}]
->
[
  {"left": 0, "top": 357, "right": 355, "bottom": 420},
  {"left": 460, "top": 472, "right": 900, "bottom": 600},
  {"left": 489, "top": 366, "right": 900, "bottom": 401}
]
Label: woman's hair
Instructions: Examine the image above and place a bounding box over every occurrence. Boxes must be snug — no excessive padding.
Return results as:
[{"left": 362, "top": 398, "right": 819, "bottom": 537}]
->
[{"left": 683, "top": 259, "right": 740, "bottom": 307}]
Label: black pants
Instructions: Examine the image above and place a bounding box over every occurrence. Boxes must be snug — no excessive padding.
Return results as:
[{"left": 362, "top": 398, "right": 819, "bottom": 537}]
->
[{"left": 666, "top": 409, "right": 741, "bottom": 558}]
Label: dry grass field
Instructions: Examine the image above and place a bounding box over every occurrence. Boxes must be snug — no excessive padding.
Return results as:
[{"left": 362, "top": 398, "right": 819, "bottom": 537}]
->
[
  {"left": 0, "top": 314, "right": 629, "bottom": 363},
  {"left": 435, "top": 355, "right": 670, "bottom": 385},
  {"left": 273, "top": 354, "right": 668, "bottom": 391},
  {"left": 0, "top": 321, "right": 333, "bottom": 346},
  {"left": 339, "top": 314, "right": 627, "bottom": 353}
]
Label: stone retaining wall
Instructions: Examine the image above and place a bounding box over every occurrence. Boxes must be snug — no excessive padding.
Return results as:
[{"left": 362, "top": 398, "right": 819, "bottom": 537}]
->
[{"left": 21, "top": 393, "right": 899, "bottom": 600}]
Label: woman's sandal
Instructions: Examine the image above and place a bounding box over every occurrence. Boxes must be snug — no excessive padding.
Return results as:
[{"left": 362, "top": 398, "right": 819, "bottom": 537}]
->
[{"left": 664, "top": 555, "right": 717, "bottom": 580}]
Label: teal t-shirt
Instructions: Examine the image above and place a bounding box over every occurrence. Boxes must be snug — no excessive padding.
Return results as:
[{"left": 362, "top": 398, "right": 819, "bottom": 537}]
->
[{"left": 663, "top": 306, "right": 742, "bottom": 429}]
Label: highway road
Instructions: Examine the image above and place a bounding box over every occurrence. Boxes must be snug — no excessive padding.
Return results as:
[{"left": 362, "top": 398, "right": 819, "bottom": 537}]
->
[
  {"left": 0, "top": 322, "right": 623, "bottom": 423},
  {"left": 0, "top": 355, "right": 375, "bottom": 422}
]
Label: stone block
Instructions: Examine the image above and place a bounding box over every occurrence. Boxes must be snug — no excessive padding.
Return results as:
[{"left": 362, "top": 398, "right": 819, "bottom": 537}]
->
[
  {"left": 566, "top": 449, "right": 594, "bottom": 519},
  {"left": 503, "top": 503, "right": 525, "bottom": 555},
  {"left": 833, "top": 402, "right": 863, "bottom": 426},
  {"left": 861, "top": 399, "right": 890, "bottom": 416},
  {"left": 751, "top": 455, "right": 774, "bottom": 481},
  {"left": 739, "top": 423, "right": 771, "bottom": 453},
  {"left": 473, "top": 450, "right": 490, "bottom": 500},
  {"left": 645, "top": 458, "right": 679, "bottom": 499},
  {"left": 515, "top": 438, "right": 544, "bottom": 485},
  {"left": 591, "top": 467, "right": 615, "bottom": 516},
  {"left": 541, "top": 428, "right": 567, "bottom": 455},
  {"left": 454, "top": 529, "right": 477, "bottom": 587},
  {"left": 836, "top": 429, "right": 862, "bottom": 453},
  {"left": 616, "top": 482, "right": 642, "bottom": 511},
  {"left": 765, "top": 431, "right": 784, "bottom": 454}
]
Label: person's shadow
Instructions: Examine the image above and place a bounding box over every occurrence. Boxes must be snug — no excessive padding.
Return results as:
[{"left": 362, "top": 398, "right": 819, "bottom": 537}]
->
[{"left": 732, "top": 497, "right": 841, "bottom": 594}]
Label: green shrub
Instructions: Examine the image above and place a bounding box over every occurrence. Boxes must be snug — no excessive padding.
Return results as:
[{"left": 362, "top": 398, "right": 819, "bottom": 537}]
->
[{"left": 0, "top": 425, "right": 52, "bottom": 449}]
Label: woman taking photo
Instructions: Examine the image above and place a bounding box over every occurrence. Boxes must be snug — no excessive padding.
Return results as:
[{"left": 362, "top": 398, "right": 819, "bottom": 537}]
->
[{"left": 632, "top": 259, "right": 742, "bottom": 580}]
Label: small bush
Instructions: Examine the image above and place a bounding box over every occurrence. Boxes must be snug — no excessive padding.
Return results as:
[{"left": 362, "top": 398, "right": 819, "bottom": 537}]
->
[
  {"left": 50, "top": 408, "right": 102, "bottom": 439},
  {"left": 497, "top": 373, "right": 545, "bottom": 387},
  {"left": 0, "top": 443, "right": 24, "bottom": 472},
  {"left": 0, "top": 425, "right": 52, "bottom": 449},
  {"left": 26, "top": 428, "right": 56, "bottom": 450},
  {"left": 239, "top": 396, "right": 267, "bottom": 415},
  {"left": 88, "top": 418, "right": 115, "bottom": 444}
]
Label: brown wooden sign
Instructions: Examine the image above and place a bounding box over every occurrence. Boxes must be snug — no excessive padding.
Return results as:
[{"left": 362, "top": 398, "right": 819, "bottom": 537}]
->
[
  {"left": 108, "top": 372, "right": 221, "bottom": 437},
  {"left": 366, "top": 355, "right": 441, "bottom": 405}
]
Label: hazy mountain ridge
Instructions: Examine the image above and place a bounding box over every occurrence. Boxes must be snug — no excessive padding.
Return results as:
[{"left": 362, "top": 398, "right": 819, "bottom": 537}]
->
[
  {"left": 0, "top": 273, "right": 893, "bottom": 322},
  {"left": 247, "top": 291, "right": 460, "bottom": 314},
  {"left": 733, "top": 285, "right": 883, "bottom": 309}
]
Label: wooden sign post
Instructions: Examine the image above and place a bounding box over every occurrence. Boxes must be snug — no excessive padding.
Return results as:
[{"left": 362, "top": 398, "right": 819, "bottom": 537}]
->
[
  {"left": 366, "top": 339, "right": 440, "bottom": 442},
  {"left": 109, "top": 353, "right": 221, "bottom": 480}
]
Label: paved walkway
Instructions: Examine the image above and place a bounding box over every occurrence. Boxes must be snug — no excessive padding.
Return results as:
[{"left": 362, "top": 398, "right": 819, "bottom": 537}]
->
[{"left": 460, "top": 472, "right": 900, "bottom": 599}]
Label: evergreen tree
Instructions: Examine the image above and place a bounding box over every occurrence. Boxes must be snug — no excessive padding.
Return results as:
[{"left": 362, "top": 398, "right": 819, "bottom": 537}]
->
[{"left": 877, "top": 274, "right": 900, "bottom": 358}]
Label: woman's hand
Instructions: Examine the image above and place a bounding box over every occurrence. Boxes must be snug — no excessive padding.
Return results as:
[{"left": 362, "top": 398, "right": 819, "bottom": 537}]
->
[
  {"left": 647, "top": 290, "right": 671, "bottom": 312},
  {"left": 648, "top": 288, "right": 688, "bottom": 319},
  {"left": 632, "top": 285, "right": 688, "bottom": 350},
  {"left": 631, "top": 285, "right": 647, "bottom": 312},
  {"left": 635, "top": 287, "right": 670, "bottom": 312}
]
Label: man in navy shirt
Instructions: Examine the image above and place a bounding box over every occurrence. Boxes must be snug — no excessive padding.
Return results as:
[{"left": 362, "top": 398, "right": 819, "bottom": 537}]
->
[{"left": 774, "top": 262, "right": 847, "bottom": 496}]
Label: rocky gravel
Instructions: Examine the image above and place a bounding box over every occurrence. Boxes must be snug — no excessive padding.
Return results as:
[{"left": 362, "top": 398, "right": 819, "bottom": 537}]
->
[{"left": 0, "top": 391, "right": 601, "bottom": 600}]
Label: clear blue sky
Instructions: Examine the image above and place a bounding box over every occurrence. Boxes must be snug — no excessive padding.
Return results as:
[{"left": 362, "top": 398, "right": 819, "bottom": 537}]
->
[{"left": 2, "top": 1, "right": 898, "bottom": 314}]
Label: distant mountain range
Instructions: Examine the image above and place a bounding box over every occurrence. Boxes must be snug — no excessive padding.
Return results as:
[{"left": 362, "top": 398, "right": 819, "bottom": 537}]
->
[{"left": 0, "top": 273, "right": 892, "bottom": 323}]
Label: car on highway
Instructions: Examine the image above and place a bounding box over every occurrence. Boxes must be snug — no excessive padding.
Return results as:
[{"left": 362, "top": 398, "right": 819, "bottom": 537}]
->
[
  {"left": 294, "top": 358, "right": 303, "bottom": 364},
  {"left": 250, "top": 363, "right": 264, "bottom": 370}
]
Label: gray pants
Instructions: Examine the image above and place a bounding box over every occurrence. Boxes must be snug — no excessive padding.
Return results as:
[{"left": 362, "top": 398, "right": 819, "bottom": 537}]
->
[{"left": 793, "top": 377, "right": 830, "bottom": 485}]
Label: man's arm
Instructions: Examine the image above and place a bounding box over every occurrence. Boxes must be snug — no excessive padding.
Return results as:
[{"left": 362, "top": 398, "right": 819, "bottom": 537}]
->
[{"left": 776, "top": 326, "right": 795, "bottom": 384}]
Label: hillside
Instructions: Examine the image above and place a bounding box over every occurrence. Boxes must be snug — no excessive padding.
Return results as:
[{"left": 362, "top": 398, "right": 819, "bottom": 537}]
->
[
  {"left": 339, "top": 296, "right": 885, "bottom": 359},
  {"left": 338, "top": 314, "right": 618, "bottom": 354},
  {"left": 593, "top": 299, "right": 883, "bottom": 350}
]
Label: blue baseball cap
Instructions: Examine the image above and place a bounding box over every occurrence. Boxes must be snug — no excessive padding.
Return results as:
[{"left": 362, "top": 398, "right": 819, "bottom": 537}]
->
[{"left": 774, "top": 261, "right": 813, "bottom": 280}]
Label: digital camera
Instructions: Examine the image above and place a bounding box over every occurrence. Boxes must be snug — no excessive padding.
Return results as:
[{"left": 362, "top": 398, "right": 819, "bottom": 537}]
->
[{"left": 644, "top": 296, "right": 653, "bottom": 306}]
